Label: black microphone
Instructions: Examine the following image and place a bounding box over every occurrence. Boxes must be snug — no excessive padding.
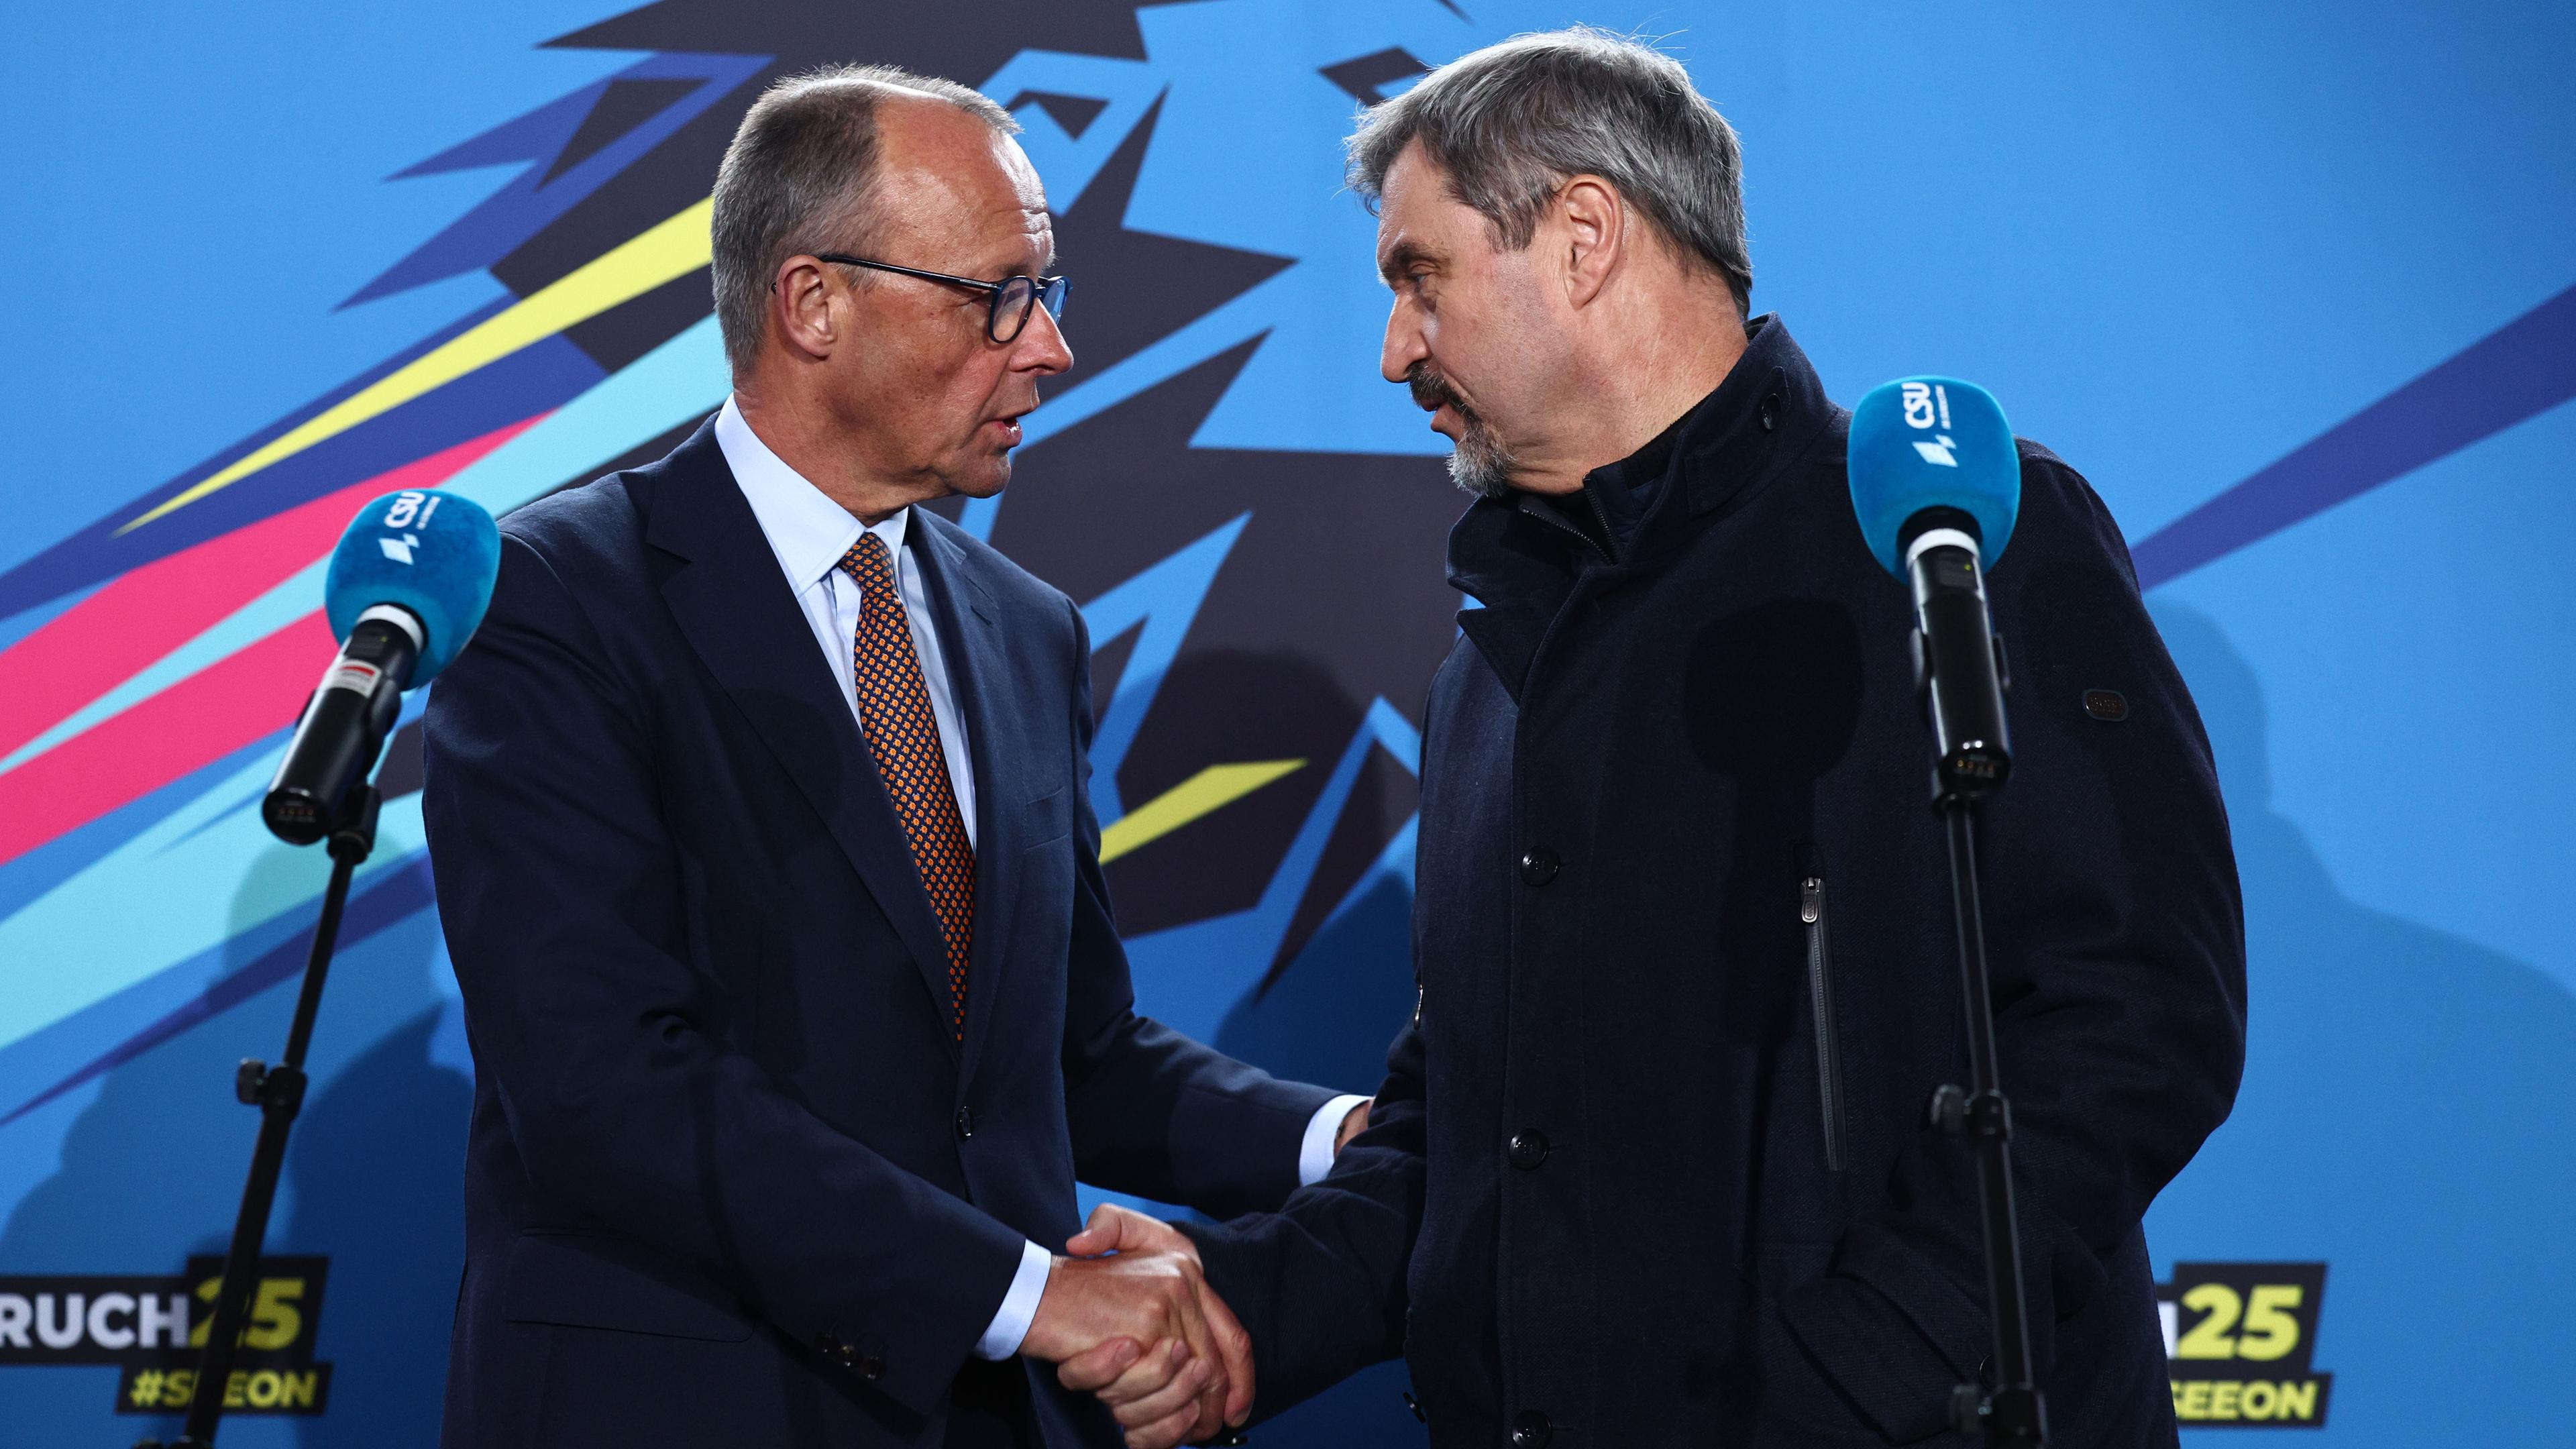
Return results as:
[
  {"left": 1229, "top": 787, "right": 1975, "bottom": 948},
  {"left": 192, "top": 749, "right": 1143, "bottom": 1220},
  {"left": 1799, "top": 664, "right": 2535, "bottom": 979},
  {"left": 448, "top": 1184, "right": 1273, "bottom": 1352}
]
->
[
  {"left": 261, "top": 488, "right": 500, "bottom": 843},
  {"left": 1847, "top": 379, "right": 2024, "bottom": 804},
  {"left": 263, "top": 610, "right": 421, "bottom": 843},
  {"left": 1904, "top": 507, "right": 2012, "bottom": 799}
]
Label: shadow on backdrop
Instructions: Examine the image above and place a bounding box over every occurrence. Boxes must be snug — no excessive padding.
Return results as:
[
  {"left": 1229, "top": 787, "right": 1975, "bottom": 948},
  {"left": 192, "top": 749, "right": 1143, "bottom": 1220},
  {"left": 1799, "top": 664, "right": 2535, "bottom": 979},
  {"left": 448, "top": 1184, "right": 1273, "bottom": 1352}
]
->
[
  {"left": 0, "top": 842, "right": 466, "bottom": 1448},
  {"left": 2144, "top": 600, "right": 2576, "bottom": 1443},
  {"left": 0, "top": 845, "right": 322, "bottom": 1438},
  {"left": 284, "top": 1006, "right": 469, "bottom": 1448}
]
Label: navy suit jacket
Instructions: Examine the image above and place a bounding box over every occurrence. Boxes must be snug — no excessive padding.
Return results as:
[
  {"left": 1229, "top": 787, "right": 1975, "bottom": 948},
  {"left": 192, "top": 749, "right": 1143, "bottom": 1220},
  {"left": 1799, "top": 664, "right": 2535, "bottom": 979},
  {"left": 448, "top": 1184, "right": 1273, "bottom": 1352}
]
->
[{"left": 423, "top": 420, "right": 1334, "bottom": 1448}]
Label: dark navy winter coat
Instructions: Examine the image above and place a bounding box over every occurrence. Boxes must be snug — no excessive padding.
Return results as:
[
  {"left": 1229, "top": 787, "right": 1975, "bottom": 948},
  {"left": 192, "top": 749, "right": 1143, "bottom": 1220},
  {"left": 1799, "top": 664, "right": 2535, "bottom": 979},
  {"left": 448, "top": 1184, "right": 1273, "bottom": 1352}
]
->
[{"left": 1183, "top": 317, "right": 2246, "bottom": 1447}]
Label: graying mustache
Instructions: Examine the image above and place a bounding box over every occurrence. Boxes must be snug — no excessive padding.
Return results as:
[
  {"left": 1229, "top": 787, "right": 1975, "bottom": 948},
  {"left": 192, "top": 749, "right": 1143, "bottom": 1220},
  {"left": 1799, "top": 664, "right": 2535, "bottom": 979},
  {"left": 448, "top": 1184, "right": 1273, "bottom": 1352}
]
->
[{"left": 1407, "top": 365, "right": 1468, "bottom": 416}]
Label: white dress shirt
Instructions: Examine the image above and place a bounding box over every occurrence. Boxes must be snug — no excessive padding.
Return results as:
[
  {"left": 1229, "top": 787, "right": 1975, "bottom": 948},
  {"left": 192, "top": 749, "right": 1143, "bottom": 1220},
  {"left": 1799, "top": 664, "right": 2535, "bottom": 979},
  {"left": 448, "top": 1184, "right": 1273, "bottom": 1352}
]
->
[
  {"left": 718, "top": 397, "right": 978, "bottom": 847},
  {"left": 714, "top": 396, "right": 1368, "bottom": 1361}
]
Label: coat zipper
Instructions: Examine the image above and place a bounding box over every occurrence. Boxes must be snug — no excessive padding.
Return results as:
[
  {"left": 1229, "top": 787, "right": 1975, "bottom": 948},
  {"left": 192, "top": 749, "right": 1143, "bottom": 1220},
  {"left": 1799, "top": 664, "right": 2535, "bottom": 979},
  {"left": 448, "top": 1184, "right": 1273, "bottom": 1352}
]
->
[
  {"left": 1801, "top": 875, "right": 1847, "bottom": 1172},
  {"left": 1515, "top": 492, "right": 1617, "bottom": 565},
  {"left": 1581, "top": 486, "right": 1619, "bottom": 564}
]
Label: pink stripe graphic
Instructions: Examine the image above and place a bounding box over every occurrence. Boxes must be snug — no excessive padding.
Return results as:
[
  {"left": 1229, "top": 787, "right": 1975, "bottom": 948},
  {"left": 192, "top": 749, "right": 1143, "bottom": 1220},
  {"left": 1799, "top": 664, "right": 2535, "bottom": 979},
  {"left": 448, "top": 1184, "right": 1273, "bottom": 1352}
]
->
[
  {"left": 0, "top": 415, "right": 543, "bottom": 761},
  {"left": 0, "top": 611, "right": 337, "bottom": 866}
]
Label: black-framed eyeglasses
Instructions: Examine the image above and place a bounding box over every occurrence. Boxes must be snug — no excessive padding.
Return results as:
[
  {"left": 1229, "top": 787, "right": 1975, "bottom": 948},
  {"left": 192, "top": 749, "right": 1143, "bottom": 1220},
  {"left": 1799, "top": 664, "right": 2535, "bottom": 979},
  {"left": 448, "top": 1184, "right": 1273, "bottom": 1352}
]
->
[{"left": 811, "top": 253, "right": 1070, "bottom": 343}]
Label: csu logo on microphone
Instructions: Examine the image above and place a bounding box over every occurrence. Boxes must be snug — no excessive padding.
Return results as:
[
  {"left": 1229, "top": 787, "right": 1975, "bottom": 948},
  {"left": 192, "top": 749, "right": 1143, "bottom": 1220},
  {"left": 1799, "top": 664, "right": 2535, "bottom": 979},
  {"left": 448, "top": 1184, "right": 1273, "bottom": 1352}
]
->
[
  {"left": 376, "top": 490, "right": 444, "bottom": 564},
  {"left": 1900, "top": 382, "right": 1960, "bottom": 467}
]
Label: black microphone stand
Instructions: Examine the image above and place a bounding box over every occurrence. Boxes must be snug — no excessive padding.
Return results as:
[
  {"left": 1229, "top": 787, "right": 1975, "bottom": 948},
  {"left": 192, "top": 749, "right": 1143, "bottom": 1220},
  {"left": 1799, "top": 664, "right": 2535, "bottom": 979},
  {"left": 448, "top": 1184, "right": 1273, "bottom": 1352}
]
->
[
  {"left": 139, "top": 784, "right": 379, "bottom": 1449},
  {"left": 1904, "top": 532, "right": 2045, "bottom": 1447},
  {"left": 1926, "top": 794, "right": 2045, "bottom": 1446}
]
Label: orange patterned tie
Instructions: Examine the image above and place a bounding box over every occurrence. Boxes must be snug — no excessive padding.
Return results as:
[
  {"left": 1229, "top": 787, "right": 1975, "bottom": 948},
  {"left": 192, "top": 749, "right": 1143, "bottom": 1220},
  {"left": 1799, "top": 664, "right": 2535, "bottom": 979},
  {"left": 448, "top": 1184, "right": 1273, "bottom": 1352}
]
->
[{"left": 839, "top": 532, "right": 975, "bottom": 1039}]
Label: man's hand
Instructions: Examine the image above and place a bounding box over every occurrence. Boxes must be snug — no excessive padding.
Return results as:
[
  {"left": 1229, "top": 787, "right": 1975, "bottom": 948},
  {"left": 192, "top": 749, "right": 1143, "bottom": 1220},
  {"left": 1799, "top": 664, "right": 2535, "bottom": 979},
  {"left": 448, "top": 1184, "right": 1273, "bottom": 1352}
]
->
[
  {"left": 1036, "top": 1204, "right": 1253, "bottom": 1449},
  {"left": 1334, "top": 1097, "right": 1375, "bottom": 1156}
]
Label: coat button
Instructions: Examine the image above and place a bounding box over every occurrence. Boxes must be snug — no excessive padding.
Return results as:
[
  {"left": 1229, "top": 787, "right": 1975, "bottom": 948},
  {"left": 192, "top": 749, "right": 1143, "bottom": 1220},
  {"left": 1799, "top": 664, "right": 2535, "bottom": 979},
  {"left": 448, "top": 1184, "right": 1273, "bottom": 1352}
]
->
[
  {"left": 1519, "top": 848, "right": 1561, "bottom": 886},
  {"left": 1512, "top": 1409, "right": 1554, "bottom": 1448},
  {"left": 1507, "top": 1129, "right": 1550, "bottom": 1169},
  {"left": 855, "top": 1353, "right": 886, "bottom": 1382},
  {"left": 954, "top": 1106, "right": 976, "bottom": 1138},
  {"left": 1759, "top": 393, "right": 1780, "bottom": 431}
]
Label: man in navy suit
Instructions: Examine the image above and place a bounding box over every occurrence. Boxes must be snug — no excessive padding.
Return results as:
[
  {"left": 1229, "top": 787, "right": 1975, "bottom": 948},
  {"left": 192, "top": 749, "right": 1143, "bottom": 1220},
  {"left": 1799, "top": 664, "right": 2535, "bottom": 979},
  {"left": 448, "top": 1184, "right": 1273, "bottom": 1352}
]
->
[{"left": 423, "top": 65, "right": 1366, "bottom": 1449}]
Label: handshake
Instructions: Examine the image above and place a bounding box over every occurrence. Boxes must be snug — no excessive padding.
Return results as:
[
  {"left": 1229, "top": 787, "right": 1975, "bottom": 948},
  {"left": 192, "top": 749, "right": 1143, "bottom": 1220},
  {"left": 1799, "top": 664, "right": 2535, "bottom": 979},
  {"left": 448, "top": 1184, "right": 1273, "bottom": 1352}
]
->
[
  {"left": 1020, "top": 1204, "right": 1249, "bottom": 1449},
  {"left": 1017, "top": 1095, "right": 1367, "bottom": 1448}
]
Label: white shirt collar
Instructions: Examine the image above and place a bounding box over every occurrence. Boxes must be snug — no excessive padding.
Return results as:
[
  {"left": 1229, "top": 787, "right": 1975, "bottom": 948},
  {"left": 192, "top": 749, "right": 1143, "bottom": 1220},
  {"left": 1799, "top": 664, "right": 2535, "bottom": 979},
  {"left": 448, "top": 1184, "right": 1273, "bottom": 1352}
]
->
[{"left": 714, "top": 394, "right": 907, "bottom": 594}]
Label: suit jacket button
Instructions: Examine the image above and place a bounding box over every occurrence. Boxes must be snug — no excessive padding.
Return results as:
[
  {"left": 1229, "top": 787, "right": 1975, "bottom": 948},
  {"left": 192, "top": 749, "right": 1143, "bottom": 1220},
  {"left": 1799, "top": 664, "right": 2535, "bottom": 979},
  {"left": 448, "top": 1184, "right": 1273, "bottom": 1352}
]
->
[
  {"left": 1507, "top": 1129, "right": 1550, "bottom": 1169},
  {"left": 815, "top": 1332, "right": 842, "bottom": 1356},
  {"left": 1512, "top": 1409, "right": 1554, "bottom": 1448},
  {"left": 856, "top": 1353, "right": 886, "bottom": 1382},
  {"left": 955, "top": 1106, "right": 976, "bottom": 1138},
  {"left": 1519, "top": 848, "right": 1561, "bottom": 886}
]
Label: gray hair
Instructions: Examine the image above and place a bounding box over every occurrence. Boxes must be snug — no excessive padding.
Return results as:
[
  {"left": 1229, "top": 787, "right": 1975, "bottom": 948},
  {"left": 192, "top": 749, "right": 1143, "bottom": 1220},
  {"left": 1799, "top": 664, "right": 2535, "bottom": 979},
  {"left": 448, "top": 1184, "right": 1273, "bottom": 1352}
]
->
[
  {"left": 711, "top": 64, "right": 1020, "bottom": 375},
  {"left": 1347, "top": 28, "right": 1752, "bottom": 316}
]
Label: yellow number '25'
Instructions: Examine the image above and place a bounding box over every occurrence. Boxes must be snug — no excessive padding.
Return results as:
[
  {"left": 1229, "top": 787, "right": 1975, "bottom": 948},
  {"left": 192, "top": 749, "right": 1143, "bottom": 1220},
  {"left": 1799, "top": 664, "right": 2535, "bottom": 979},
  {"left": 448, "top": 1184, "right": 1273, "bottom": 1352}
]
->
[
  {"left": 186, "top": 1275, "right": 307, "bottom": 1351},
  {"left": 2175, "top": 1283, "right": 2303, "bottom": 1362}
]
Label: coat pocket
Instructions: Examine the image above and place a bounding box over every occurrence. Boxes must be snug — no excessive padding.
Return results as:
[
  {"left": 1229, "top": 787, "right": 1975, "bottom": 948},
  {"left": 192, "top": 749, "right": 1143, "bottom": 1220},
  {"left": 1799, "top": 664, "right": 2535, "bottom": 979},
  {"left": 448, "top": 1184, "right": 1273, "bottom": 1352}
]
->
[
  {"left": 1800, "top": 871, "right": 1847, "bottom": 1173},
  {"left": 1024, "top": 780, "right": 1073, "bottom": 849}
]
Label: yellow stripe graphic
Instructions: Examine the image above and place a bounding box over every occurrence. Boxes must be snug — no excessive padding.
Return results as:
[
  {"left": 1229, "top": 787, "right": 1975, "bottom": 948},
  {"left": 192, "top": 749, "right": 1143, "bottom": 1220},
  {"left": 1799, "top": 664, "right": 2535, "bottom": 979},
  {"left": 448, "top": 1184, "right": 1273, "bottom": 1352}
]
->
[
  {"left": 120, "top": 198, "right": 716, "bottom": 533},
  {"left": 1098, "top": 759, "right": 1305, "bottom": 864}
]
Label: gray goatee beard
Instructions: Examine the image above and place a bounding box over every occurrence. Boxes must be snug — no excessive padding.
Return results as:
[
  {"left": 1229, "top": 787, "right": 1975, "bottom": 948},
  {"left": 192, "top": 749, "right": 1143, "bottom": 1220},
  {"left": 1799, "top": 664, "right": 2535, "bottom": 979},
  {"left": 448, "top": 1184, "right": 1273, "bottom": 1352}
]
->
[
  {"left": 1408, "top": 362, "right": 1519, "bottom": 499},
  {"left": 1445, "top": 423, "right": 1519, "bottom": 500}
]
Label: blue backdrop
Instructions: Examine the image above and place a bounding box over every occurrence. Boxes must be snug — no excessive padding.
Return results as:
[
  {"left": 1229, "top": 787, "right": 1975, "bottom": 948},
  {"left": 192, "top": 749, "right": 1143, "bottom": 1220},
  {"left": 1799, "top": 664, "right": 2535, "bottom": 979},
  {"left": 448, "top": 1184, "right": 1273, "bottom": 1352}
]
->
[{"left": 2, "top": 2, "right": 2571, "bottom": 1441}]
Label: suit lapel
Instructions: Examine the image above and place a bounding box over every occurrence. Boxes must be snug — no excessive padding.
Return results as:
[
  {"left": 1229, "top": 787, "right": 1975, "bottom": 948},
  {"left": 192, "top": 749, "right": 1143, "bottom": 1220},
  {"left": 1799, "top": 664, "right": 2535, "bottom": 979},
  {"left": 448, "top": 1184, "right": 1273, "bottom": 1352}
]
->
[
  {"left": 643, "top": 425, "right": 960, "bottom": 1058},
  {"left": 908, "top": 515, "right": 1020, "bottom": 1087}
]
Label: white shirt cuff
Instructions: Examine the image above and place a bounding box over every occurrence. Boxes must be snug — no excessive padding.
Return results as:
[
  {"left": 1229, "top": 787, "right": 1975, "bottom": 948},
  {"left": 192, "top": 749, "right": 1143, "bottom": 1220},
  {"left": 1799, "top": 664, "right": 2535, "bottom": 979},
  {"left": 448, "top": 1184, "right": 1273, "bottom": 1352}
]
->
[
  {"left": 1299, "top": 1094, "right": 1373, "bottom": 1187},
  {"left": 974, "top": 1239, "right": 1053, "bottom": 1359}
]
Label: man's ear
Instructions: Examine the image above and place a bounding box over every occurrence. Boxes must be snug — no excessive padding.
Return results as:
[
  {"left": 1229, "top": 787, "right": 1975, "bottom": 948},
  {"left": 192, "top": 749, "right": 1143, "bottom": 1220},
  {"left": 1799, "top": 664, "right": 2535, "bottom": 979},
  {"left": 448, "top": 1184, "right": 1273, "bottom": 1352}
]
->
[
  {"left": 771, "top": 256, "right": 841, "bottom": 360},
  {"left": 1556, "top": 174, "right": 1625, "bottom": 309}
]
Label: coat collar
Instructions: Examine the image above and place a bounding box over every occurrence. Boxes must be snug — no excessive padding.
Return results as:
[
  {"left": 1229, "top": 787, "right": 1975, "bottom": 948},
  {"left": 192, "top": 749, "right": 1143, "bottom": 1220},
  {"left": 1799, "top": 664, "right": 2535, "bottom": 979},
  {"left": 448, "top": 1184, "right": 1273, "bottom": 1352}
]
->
[
  {"left": 1446, "top": 315, "right": 1839, "bottom": 698},
  {"left": 715, "top": 392, "right": 891, "bottom": 599},
  {"left": 640, "top": 419, "right": 988, "bottom": 1066}
]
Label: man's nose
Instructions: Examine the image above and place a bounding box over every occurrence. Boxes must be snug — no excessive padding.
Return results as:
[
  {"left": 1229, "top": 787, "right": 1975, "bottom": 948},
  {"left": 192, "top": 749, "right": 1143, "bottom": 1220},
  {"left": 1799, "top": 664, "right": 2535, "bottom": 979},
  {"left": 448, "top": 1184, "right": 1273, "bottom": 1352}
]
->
[
  {"left": 1016, "top": 298, "right": 1074, "bottom": 375},
  {"left": 1381, "top": 297, "right": 1427, "bottom": 386}
]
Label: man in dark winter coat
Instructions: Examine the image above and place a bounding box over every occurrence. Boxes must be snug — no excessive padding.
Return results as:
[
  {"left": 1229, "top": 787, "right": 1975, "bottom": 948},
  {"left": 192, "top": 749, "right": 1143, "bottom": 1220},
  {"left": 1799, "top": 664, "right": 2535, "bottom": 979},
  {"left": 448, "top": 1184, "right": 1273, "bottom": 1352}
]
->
[{"left": 1069, "top": 28, "right": 2245, "bottom": 1448}]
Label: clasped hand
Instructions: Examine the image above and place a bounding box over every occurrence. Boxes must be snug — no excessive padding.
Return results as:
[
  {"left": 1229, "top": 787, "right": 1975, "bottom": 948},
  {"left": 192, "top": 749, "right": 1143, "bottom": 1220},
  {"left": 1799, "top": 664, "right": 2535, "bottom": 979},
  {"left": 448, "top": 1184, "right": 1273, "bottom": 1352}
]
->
[{"left": 1020, "top": 1204, "right": 1251, "bottom": 1449}]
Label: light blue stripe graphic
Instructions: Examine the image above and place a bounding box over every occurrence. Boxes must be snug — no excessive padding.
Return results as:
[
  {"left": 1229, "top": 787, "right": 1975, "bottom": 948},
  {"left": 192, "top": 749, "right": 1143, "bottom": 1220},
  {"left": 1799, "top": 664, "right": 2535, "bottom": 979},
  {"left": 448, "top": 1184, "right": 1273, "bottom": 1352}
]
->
[
  {"left": 1076, "top": 515, "right": 1250, "bottom": 822},
  {"left": 0, "top": 752, "right": 429, "bottom": 1055}
]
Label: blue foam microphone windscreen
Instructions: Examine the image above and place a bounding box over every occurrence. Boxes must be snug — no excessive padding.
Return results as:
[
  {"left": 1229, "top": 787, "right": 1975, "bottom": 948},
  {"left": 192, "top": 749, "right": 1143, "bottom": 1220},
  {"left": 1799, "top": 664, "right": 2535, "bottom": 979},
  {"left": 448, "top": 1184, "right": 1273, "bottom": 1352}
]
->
[
  {"left": 1846, "top": 377, "right": 2021, "bottom": 577},
  {"left": 322, "top": 488, "right": 500, "bottom": 684}
]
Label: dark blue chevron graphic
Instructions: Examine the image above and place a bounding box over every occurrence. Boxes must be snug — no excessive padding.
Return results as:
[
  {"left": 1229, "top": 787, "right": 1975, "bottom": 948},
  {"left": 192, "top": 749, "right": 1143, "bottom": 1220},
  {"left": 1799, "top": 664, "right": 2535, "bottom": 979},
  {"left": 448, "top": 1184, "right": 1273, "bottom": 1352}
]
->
[{"left": 2135, "top": 281, "right": 2576, "bottom": 588}]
